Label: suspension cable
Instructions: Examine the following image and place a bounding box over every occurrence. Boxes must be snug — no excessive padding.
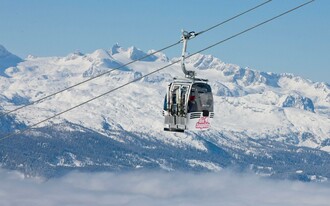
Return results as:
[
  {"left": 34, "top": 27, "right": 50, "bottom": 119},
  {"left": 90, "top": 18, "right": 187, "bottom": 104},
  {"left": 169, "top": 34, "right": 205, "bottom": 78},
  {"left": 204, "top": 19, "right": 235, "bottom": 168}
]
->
[
  {"left": 0, "top": 0, "right": 315, "bottom": 142},
  {"left": 0, "top": 41, "right": 180, "bottom": 116},
  {"left": 195, "top": 0, "right": 272, "bottom": 36},
  {"left": 0, "top": 0, "right": 272, "bottom": 117}
]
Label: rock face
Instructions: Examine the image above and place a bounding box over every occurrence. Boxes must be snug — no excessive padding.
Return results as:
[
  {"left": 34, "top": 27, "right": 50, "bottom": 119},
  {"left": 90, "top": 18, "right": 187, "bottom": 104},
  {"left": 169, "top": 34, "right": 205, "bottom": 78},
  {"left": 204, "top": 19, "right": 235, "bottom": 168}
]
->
[
  {"left": 0, "top": 45, "right": 329, "bottom": 181},
  {"left": 280, "top": 94, "right": 315, "bottom": 112}
]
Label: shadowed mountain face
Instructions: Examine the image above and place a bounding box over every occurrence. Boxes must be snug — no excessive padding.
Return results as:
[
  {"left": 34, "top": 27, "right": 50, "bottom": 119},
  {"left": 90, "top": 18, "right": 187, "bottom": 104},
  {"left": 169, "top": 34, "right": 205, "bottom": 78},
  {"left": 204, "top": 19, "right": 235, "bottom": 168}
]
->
[
  {"left": 0, "top": 45, "right": 22, "bottom": 77},
  {"left": 0, "top": 45, "right": 329, "bottom": 181}
]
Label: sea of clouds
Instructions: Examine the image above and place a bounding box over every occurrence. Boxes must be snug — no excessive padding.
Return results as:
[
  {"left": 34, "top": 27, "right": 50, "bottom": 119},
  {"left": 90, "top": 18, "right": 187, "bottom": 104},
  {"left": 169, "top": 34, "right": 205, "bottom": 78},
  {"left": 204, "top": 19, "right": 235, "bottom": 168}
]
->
[{"left": 1, "top": 169, "right": 329, "bottom": 206}]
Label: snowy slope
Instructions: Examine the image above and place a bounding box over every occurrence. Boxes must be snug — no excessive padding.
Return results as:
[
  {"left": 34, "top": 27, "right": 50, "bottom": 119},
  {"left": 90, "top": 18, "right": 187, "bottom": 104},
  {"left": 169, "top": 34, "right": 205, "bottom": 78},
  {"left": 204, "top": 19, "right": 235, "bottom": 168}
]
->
[{"left": 0, "top": 44, "right": 329, "bottom": 180}]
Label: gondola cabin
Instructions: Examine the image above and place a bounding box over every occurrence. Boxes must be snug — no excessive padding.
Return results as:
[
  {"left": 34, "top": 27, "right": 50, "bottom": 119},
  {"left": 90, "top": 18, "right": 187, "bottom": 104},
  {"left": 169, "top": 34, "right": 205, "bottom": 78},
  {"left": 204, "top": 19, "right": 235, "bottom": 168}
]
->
[
  {"left": 163, "top": 78, "right": 214, "bottom": 132},
  {"left": 163, "top": 30, "right": 215, "bottom": 132}
]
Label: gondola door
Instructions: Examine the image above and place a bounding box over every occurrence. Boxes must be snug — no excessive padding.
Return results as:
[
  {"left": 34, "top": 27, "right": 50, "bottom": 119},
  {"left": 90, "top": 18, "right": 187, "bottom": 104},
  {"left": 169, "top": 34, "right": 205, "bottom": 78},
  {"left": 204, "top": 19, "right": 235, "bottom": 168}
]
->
[{"left": 164, "top": 83, "right": 190, "bottom": 132}]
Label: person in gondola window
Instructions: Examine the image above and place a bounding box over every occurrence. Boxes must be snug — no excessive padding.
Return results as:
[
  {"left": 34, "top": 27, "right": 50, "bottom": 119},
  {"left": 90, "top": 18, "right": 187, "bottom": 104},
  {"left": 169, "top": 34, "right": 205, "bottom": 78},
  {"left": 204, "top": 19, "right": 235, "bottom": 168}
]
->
[{"left": 188, "top": 95, "right": 197, "bottom": 112}]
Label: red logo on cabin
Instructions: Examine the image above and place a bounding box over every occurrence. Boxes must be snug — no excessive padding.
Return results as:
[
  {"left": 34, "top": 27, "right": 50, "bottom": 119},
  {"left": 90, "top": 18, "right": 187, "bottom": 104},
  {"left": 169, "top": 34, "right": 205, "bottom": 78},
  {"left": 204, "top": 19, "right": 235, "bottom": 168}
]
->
[{"left": 195, "top": 117, "right": 210, "bottom": 129}]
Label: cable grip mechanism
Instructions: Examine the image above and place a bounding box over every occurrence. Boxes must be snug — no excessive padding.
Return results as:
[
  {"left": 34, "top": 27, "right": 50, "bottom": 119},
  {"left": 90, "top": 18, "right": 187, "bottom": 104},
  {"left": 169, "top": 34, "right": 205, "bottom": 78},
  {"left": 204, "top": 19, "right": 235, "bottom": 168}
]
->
[{"left": 181, "top": 30, "right": 196, "bottom": 79}]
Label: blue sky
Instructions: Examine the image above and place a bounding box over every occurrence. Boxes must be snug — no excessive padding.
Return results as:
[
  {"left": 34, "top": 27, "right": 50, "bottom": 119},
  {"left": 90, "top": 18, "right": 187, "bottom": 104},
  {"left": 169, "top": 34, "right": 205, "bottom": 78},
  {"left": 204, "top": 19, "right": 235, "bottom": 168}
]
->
[{"left": 0, "top": 0, "right": 329, "bottom": 83}]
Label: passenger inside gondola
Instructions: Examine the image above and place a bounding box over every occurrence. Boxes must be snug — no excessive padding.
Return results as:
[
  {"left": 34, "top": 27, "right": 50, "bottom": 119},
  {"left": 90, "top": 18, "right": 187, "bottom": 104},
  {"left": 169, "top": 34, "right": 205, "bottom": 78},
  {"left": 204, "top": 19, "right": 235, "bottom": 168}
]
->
[{"left": 188, "top": 95, "right": 197, "bottom": 112}]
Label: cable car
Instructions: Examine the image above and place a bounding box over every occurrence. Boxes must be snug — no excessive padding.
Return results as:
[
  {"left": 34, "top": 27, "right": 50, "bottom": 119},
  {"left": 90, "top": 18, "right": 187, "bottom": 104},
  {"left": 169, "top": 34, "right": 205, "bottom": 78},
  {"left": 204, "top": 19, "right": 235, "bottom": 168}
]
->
[{"left": 163, "top": 31, "right": 214, "bottom": 132}]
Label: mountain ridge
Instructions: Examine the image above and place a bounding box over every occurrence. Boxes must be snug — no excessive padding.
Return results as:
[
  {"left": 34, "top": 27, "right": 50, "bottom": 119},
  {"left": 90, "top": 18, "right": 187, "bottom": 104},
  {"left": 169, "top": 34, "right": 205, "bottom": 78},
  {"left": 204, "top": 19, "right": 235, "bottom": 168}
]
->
[
  {"left": 0, "top": 45, "right": 23, "bottom": 77},
  {"left": 0, "top": 44, "right": 329, "bottom": 181}
]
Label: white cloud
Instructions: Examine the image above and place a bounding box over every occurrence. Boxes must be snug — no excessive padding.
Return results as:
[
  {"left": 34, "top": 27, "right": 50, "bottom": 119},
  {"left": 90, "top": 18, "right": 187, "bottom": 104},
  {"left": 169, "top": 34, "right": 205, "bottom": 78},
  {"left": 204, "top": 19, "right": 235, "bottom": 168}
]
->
[{"left": 0, "top": 169, "right": 329, "bottom": 206}]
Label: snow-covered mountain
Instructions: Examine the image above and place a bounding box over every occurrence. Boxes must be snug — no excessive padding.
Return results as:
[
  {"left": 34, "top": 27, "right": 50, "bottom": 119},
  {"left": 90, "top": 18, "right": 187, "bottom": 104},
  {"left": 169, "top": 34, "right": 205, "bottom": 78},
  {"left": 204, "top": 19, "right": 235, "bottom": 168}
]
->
[
  {"left": 0, "top": 45, "right": 22, "bottom": 77},
  {"left": 0, "top": 44, "right": 329, "bottom": 181}
]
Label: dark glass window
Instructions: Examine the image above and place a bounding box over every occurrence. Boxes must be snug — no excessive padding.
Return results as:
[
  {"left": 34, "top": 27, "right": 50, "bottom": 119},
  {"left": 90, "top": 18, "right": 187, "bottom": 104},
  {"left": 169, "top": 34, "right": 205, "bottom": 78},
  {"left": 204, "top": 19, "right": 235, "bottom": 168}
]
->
[{"left": 190, "top": 83, "right": 213, "bottom": 112}]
